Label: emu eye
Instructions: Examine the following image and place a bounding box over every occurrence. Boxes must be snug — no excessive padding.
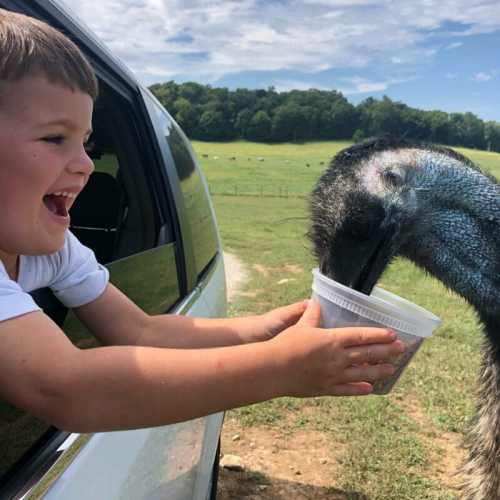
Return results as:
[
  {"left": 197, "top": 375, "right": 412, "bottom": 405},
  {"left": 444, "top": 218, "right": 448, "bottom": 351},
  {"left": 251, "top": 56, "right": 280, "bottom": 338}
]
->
[{"left": 382, "top": 170, "right": 404, "bottom": 188}]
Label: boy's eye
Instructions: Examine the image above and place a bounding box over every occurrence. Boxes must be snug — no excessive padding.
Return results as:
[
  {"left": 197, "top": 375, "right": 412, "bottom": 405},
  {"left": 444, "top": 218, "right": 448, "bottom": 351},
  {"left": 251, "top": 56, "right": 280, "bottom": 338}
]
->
[{"left": 42, "top": 135, "right": 65, "bottom": 145}]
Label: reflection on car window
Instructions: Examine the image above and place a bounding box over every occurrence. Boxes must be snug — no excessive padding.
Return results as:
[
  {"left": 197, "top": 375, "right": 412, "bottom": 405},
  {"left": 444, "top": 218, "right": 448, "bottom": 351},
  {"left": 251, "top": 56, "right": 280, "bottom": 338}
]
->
[{"left": 147, "top": 99, "right": 219, "bottom": 277}]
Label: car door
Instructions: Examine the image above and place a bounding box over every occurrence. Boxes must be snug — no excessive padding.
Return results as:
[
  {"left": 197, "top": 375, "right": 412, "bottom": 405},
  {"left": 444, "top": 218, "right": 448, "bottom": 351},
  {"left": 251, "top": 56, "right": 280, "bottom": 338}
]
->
[{"left": 140, "top": 87, "right": 228, "bottom": 500}]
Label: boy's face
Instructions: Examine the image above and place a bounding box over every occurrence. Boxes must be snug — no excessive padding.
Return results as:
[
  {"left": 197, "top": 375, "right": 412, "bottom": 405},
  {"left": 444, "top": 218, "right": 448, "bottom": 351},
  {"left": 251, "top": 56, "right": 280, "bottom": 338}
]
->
[{"left": 0, "top": 76, "right": 94, "bottom": 260}]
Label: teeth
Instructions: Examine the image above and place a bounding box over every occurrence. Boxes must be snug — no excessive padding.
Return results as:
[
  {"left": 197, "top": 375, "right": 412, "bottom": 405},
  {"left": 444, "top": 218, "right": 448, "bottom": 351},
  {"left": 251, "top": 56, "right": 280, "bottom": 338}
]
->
[{"left": 51, "top": 191, "right": 76, "bottom": 199}]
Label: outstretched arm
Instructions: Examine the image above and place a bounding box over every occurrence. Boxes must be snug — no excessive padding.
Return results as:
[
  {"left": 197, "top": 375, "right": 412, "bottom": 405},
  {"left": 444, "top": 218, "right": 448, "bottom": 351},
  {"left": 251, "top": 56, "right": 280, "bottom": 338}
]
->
[
  {"left": 0, "top": 300, "right": 403, "bottom": 433},
  {"left": 75, "top": 283, "right": 307, "bottom": 348}
]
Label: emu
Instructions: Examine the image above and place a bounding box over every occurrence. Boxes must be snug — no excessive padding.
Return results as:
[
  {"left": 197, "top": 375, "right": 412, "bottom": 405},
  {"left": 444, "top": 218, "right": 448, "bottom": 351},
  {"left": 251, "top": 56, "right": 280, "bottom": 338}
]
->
[{"left": 309, "top": 137, "right": 500, "bottom": 500}]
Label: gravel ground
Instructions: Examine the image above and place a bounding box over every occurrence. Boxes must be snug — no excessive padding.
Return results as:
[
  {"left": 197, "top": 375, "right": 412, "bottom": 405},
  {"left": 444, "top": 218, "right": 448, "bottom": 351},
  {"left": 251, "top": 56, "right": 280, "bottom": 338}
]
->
[{"left": 223, "top": 252, "right": 248, "bottom": 303}]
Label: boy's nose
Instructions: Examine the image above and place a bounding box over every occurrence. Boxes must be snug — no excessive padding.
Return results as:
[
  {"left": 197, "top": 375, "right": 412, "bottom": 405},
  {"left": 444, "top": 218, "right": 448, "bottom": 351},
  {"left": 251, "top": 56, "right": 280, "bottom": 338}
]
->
[{"left": 67, "top": 147, "right": 95, "bottom": 177}]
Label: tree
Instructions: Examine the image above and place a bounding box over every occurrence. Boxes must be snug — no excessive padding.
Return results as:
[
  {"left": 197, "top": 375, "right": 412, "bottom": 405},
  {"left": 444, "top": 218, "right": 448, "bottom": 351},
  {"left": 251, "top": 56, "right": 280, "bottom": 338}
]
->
[
  {"left": 425, "top": 110, "right": 451, "bottom": 145},
  {"left": 320, "top": 100, "right": 357, "bottom": 139},
  {"left": 352, "top": 129, "right": 365, "bottom": 143},
  {"left": 197, "top": 110, "right": 227, "bottom": 141},
  {"left": 462, "top": 112, "right": 486, "bottom": 149},
  {"left": 234, "top": 109, "right": 253, "bottom": 137},
  {"left": 245, "top": 110, "right": 272, "bottom": 142},
  {"left": 272, "top": 104, "right": 309, "bottom": 142},
  {"left": 485, "top": 121, "right": 500, "bottom": 152},
  {"left": 149, "top": 81, "right": 496, "bottom": 148},
  {"left": 368, "top": 96, "right": 402, "bottom": 137},
  {"left": 173, "top": 97, "right": 199, "bottom": 137},
  {"left": 179, "top": 81, "right": 206, "bottom": 104},
  {"left": 401, "top": 108, "right": 428, "bottom": 141},
  {"left": 149, "top": 81, "right": 178, "bottom": 111}
]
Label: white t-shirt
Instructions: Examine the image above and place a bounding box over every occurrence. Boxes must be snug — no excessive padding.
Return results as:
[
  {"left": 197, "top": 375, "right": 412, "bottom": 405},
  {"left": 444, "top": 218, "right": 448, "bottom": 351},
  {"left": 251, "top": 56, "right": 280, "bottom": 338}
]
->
[{"left": 0, "top": 231, "right": 109, "bottom": 322}]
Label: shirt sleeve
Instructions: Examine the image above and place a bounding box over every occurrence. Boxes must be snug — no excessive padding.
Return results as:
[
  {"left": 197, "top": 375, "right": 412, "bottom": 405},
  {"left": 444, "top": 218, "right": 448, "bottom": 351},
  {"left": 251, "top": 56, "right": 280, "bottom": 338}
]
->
[
  {"left": 0, "top": 264, "right": 41, "bottom": 322},
  {"left": 50, "top": 231, "right": 110, "bottom": 308}
]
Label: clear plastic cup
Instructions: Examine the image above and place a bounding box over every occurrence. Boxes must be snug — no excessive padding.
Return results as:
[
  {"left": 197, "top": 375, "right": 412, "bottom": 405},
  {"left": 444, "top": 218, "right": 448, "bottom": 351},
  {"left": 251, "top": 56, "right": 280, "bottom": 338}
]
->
[{"left": 311, "top": 268, "right": 442, "bottom": 394}]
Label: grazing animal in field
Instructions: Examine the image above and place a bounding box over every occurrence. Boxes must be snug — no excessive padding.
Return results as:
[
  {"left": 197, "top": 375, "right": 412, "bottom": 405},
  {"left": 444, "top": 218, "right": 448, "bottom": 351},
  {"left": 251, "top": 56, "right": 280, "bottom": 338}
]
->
[{"left": 309, "top": 137, "right": 500, "bottom": 500}]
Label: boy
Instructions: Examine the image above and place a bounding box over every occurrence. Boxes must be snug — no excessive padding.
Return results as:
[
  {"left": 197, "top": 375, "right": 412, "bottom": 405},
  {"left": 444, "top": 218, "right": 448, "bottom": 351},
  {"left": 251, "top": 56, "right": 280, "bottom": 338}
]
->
[{"left": 0, "top": 9, "right": 404, "bottom": 433}]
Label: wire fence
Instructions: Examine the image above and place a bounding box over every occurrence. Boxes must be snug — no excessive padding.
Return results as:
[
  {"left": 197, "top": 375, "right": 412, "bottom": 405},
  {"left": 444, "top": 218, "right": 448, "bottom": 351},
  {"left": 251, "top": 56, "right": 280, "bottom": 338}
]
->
[{"left": 208, "top": 185, "right": 309, "bottom": 198}]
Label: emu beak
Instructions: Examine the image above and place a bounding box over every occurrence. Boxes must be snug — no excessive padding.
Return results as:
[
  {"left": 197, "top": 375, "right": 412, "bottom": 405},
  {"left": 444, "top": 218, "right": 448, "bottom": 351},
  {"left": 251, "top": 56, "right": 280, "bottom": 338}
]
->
[{"left": 352, "top": 218, "right": 401, "bottom": 295}]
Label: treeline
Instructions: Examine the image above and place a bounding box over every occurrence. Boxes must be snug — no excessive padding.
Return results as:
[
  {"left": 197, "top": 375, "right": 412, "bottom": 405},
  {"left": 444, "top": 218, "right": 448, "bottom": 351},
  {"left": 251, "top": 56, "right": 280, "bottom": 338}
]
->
[{"left": 149, "top": 81, "right": 500, "bottom": 151}]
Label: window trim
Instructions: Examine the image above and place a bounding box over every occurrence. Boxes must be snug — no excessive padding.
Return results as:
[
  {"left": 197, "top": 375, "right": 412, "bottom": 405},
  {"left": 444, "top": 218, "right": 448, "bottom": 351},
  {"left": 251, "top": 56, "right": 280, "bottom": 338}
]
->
[{"left": 0, "top": 427, "right": 68, "bottom": 499}]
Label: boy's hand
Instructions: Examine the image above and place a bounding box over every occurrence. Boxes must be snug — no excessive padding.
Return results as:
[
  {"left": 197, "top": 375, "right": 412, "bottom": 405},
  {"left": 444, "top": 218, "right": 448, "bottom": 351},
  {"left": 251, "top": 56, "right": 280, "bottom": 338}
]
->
[
  {"left": 270, "top": 300, "right": 405, "bottom": 397},
  {"left": 252, "top": 300, "right": 309, "bottom": 341}
]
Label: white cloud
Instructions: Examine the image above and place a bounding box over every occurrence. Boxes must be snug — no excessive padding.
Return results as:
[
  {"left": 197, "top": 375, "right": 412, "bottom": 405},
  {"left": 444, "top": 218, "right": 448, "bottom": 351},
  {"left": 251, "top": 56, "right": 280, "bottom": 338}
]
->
[
  {"left": 474, "top": 72, "right": 492, "bottom": 81},
  {"left": 59, "top": 0, "right": 500, "bottom": 85},
  {"left": 446, "top": 72, "right": 458, "bottom": 79},
  {"left": 473, "top": 70, "right": 497, "bottom": 81},
  {"left": 339, "top": 75, "right": 416, "bottom": 95},
  {"left": 445, "top": 41, "right": 463, "bottom": 49},
  {"left": 350, "top": 81, "right": 389, "bottom": 93},
  {"left": 272, "top": 80, "right": 331, "bottom": 92}
]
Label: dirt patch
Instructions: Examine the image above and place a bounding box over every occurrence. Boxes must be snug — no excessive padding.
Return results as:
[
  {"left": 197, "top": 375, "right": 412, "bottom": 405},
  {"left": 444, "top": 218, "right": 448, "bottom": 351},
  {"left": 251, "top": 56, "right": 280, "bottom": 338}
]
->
[
  {"left": 217, "top": 399, "right": 468, "bottom": 498},
  {"left": 284, "top": 264, "right": 304, "bottom": 274},
  {"left": 398, "top": 395, "right": 467, "bottom": 491},
  {"left": 433, "top": 432, "right": 466, "bottom": 491},
  {"left": 253, "top": 263, "right": 272, "bottom": 277},
  {"left": 218, "top": 469, "right": 350, "bottom": 500},
  {"left": 217, "top": 419, "right": 363, "bottom": 500},
  {"left": 224, "top": 252, "right": 248, "bottom": 302},
  {"left": 240, "top": 289, "right": 264, "bottom": 298}
]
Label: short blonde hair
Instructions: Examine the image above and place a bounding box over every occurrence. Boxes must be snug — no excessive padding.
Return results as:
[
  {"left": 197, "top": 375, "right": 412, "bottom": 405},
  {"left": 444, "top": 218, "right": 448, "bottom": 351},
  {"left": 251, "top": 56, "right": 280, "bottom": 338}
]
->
[{"left": 0, "top": 8, "right": 98, "bottom": 100}]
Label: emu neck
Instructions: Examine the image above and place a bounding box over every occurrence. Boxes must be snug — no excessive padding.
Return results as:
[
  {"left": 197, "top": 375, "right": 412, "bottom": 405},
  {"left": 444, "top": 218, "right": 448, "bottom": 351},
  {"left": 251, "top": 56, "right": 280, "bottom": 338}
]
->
[{"left": 481, "top": 317, "right": 500, "bottom": 354}]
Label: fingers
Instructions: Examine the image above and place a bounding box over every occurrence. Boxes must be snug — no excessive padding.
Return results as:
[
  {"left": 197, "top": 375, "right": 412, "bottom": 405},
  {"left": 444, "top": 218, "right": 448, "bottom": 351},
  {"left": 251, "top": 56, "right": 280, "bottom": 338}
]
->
[
  {"left": 274, "top": 301, "right": 308, "bottom": 325},
  {"left": 297, "top": 299, "right": 321, "bottom": 327},
  {"left": 345, "top": 340, "right": 405, "bottom": 365},
  {"left": 342, "top": 363, "right": 396, "bottom": 384},
  {"left": 286, "top": 300, "right": 309, "bottom": 315},
  {"left": 331, "top": 382, "right": 373, "bottom": 396},
  {"left": 335, "top": 327, "right": 396, "bottom": 347}
]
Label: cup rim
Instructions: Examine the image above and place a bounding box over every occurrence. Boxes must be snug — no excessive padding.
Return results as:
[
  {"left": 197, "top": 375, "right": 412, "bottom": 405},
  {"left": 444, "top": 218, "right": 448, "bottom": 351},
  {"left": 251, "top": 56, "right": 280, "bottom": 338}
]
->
[{"left": 312, "top": 268, "right": 441, "bottom": 337}]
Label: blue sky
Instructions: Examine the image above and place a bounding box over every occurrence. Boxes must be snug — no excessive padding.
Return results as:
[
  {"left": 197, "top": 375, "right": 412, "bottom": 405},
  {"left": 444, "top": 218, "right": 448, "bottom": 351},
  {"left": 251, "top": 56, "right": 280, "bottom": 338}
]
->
[{"left": 62, "top": 0, "right": 500, "bottom": 121}]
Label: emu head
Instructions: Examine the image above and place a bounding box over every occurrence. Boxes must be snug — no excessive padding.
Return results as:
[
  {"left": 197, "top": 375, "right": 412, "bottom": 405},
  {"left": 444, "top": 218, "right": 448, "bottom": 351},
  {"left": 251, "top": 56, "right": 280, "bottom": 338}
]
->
[{"left": 310, "top": 138, "right": 500, "bottom": 336}]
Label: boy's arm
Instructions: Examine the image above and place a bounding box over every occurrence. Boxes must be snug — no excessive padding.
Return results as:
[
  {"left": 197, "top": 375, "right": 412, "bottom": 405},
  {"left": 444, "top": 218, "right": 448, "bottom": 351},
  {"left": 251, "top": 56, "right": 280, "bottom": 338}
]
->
[
  {"left": 0, "top": 303, "right": 402, "bottom": 432},
  {"left": 74, "top": 283, "right": 306, "bottom": 348},
  {"left": 0, "top": 310, "right": 282, "bottom": 432}
]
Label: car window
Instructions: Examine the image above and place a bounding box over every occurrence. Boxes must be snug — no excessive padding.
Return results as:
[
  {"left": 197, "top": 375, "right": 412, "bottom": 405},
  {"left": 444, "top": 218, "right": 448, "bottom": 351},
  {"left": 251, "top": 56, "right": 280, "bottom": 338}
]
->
[
  {"left": 168, "top": 123, "right": 220, "bottom": 277},
  {"left": 143, "top": 94, "right": 219, "bottom": 280}
]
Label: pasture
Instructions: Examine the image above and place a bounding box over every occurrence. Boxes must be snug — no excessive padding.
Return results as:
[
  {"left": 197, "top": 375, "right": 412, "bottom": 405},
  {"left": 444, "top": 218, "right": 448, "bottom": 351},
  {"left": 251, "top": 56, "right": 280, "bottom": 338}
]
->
[{"left": 192, "top": 140, "right": 500, "bottom": 499}]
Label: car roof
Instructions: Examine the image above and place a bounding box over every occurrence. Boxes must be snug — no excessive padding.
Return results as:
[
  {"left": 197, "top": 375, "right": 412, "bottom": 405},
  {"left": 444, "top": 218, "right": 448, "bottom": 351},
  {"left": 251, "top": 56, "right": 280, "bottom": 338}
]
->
[{"left": 6, "top": 0, "right": 141, "bottom": 92}]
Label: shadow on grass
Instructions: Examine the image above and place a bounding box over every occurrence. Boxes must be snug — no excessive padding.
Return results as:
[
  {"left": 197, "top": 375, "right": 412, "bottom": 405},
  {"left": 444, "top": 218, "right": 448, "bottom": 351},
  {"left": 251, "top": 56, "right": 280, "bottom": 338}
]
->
[{"left": 217, "top": 468, "right": 370, "bottom": 500}]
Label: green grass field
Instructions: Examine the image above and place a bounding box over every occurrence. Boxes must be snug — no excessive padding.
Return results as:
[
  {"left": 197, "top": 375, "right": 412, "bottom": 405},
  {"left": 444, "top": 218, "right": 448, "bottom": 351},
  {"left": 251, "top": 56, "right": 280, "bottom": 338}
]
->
[{"left": 192, "top": 140, "right": 500, "bottom": 499}]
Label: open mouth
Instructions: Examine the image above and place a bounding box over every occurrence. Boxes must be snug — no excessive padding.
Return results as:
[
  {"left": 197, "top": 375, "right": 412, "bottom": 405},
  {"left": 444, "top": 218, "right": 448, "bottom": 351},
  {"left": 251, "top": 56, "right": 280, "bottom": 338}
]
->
[{"left": 42, "top": 193, "right": 75, "bottom": 218}]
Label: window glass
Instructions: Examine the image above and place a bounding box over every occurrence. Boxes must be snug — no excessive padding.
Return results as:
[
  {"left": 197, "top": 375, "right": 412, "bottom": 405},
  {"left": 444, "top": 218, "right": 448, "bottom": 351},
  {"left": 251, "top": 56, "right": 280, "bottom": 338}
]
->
[
  {"left": 70, "top": 98, "right": 124, "bottom": 264},
  {"left": 146, "top": 99, "right": 219, "bottom": 277}
]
